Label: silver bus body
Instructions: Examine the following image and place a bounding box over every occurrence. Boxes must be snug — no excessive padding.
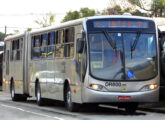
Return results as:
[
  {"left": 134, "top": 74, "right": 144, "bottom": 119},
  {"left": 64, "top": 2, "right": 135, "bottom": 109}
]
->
[{"left": 3, "top": 16, "right": 159, "bottom": 111}]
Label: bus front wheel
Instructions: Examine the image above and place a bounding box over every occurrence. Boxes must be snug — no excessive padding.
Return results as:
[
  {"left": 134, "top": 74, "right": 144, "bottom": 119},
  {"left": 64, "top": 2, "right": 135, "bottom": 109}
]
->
[
  {"left": 36, "top": 83, "right": 44, "bottom": 106},
  {"left": 11, "top": 81, "right": 18, "bottom": 101},
  {"left": 65, "top": 85, "right": 79, "bottom": 112}
]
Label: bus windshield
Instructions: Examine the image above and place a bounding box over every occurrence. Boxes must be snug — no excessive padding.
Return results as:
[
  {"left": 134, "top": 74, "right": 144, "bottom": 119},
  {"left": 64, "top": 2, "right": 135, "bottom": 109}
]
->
[{"left": 89, "top": 32, "right": 157, "bottom": 80}]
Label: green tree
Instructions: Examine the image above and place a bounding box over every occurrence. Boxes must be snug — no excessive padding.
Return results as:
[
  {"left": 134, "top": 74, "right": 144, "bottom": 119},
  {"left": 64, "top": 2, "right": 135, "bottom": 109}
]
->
[
  {"left": 62, "top": 8, "right": 96, "bottom": 23},
  {"left": 13, "top": 30, "right": 20, "bottom": 35},
  {"left": 27, "top": 28, "right": 32, "bottom": 31},
  {"left": 102, "top": 5, "right": 123, "bottom": 15},
  {"left": 151, "top": 0, "right": 165, "bottom": 17},
  {"left": 62, "top": 11, "right": 81, "bottom": 23},
  {"left": 0, "top": 32, "right": 5, "bottom": 41},
  {"left": 123, "top": 7, "right": 131, "bottom": 13},
  {"left": 128, "top": 0, "right": 141, "bottom": 8},
  {"left": 80, "top": 8, "right": 95, "bottom": 17},
  {"left": 128, "top": 0, "right": 165, "bottom": 17},
  {"left": 103, "top": 2, "right": 148, "bottom": 17},
  {"left": 34, "top": 12, "right": 55, "bottom": 28},
  {"left": 131, "top": 9, "right": 147, "bottom": 16}
]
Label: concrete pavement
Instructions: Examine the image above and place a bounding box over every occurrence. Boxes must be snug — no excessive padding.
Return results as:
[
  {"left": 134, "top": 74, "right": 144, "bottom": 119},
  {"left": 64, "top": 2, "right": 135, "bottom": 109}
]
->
[{"left": 0, "top": 91, "right": 165, "bottom": 120}]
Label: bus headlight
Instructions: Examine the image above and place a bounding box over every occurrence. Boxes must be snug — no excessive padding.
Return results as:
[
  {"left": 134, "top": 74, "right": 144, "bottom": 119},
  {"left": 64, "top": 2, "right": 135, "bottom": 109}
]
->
[
  {"left": 149, "top": 84, "right": 158, "bottom": 90},
  {"left": 140, "top": 84, "right": 158, "bottom": 91},
  {"left": 89, "top": 84, "right": 107, "bottom": 91}
]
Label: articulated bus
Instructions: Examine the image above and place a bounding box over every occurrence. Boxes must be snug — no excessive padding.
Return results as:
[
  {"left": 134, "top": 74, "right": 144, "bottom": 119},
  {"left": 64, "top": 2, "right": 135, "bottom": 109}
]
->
[{"left": 3, "top": 15, "right": 159, "bottom": 113}]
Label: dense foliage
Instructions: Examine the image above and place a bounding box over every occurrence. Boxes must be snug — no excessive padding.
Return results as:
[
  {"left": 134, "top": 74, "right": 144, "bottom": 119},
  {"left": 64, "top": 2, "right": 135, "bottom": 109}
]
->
[{"left": 62, "top": 8, "right": 96, "bottom": 22}]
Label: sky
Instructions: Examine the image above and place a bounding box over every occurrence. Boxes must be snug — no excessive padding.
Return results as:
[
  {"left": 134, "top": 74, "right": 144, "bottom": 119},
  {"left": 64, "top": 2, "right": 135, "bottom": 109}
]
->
[{"left": 0, "top": 0, "right": 109, "bottom": 34}]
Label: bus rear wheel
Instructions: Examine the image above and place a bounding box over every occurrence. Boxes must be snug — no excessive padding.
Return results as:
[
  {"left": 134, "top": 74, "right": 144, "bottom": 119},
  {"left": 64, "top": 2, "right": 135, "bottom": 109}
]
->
[
  {"left": 10, "top": 81, "right": 27, "bottom": 101},
  {"left": 36, "top": 83, "right": 44, "bottom": 106},
  {"left": 65, "top": 85, "right": 79, "bottom": 112},
  {"left": 11, "top": 81, "right": 18, "bottom": 101}
]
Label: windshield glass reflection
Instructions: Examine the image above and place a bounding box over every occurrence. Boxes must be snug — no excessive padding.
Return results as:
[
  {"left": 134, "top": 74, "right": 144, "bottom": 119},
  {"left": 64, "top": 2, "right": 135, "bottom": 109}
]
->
[{"left": 89, "top": 33, "right": 157, "bottom": 80}]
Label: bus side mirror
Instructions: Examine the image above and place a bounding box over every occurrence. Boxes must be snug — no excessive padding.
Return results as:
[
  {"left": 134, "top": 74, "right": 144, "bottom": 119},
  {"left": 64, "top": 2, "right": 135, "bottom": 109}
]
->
[{"left": 77, "top": 39, "right": 84, "bottom": 53}]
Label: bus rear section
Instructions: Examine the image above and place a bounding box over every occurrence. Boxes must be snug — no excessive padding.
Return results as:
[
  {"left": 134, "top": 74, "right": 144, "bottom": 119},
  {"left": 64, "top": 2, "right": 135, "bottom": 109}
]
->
[{"left": 80, "top": 16, "right": 159, "bottom": 112}]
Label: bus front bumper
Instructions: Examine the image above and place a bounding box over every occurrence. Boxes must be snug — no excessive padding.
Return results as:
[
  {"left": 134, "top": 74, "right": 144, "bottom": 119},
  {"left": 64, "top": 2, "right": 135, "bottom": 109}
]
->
[{"left": 83, "top": 88, "right": 159, "bottom": 103}]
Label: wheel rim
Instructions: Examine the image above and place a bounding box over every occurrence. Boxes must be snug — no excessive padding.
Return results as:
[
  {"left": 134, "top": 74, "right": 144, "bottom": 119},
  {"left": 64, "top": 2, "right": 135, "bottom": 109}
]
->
[
  {"left": 37, "top": 87, "right": 40, "bottom": 102},
  {"left": 67, "top": 88, "right": 71, "bottom": 108},
  {"left": 11, "top": 84, "right": 14, "bottom": 98}
]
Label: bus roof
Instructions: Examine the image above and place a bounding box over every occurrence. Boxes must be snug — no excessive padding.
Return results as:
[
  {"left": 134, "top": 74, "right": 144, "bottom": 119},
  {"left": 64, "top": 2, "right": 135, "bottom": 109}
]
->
[
  {"left": 4, "top": 15, "right": 154, "bottom": 41},
  {"left": 86, "top": 15, "right": 154, "bottom": 21},
  {"left": 4, "top": 33, "right": 24, "bottom": 42}
]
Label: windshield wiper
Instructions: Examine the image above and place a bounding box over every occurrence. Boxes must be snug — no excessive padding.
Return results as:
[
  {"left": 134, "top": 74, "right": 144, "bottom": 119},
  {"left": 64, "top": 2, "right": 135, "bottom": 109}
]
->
[
  {"left": 102, "top": 30, "right": 116, "bottom": 50},
  {"left": 131, "top": 32, "right": 141, "bottom": 52},
  {"left": 130, "top": 32, "right": 141, "bottom": 59}
]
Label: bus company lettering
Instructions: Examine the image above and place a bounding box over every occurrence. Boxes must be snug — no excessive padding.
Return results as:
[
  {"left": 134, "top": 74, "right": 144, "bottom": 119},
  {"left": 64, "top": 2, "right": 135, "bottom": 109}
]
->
[{"left": 105, "top": 82, "right": 121, "bottom": 87}]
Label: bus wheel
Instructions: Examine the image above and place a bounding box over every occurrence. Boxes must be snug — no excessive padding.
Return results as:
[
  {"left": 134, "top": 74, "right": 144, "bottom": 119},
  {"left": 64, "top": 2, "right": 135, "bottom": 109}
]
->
[
  {"left": 65, "top": 86, "right": 79, "bottom": 112},
  {"left": 36, "top": 83, "right": 44, "bottom": 106},
  {"left": 11, "top": 81, "right": 18, "bottom": 101},
  {"left": 124, "top": 103, "right": 138, "bottom": 114}
]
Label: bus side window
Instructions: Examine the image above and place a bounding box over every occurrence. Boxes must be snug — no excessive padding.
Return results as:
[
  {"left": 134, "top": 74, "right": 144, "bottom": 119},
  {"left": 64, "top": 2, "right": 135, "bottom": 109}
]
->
[
  {"left": 59, "top": 30, "right": 64, "bottom": 44},
  {"left": 47, "top": 32, "right": 55, "bottom": 58},
  {"left": 32, "top": 35, "right": 41, "bottom": 59},
  {"left": 70, "top": 27, "right": 75, "bottom": 58},
  {"left": 31, "top": 36, "right": 34, "bottom": 59},
  {"left": 4, "top": 43, "right": 6, "bottom": 62},
  {"left": 40, "top": 33, "right": 48, "bottom": 58},
  {"left": 16, "top": 39, "right": 21, "bottom": 60},
  {"left": 64, "top": 29, "right": 70, "bottom": 57},
  {"left": 55, "top": 30, "right": 64, "bottom": 58},
  {"left": 13, "top": 40, "right": 17, "bottom": 61},
  {"left": 10, "top": 41, "right": 14, "bottom": 61},
  {"left": 55, "top": 31, "right": 59, "bottom": 44},
  {"left": 64, "top": 27, "right": 74, "bottom": 58}
]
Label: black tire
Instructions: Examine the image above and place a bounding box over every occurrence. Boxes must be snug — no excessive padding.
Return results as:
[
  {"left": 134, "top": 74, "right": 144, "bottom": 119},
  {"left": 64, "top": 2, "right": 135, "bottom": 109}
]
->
[
  {"left": 36, "top": 83, "right": 44, "bottom": 106},
  {"left": 11, "top": 81, "right": 27, "bottom": 101},
  {"left": 65, "top": 86, "right": 79, "bottom": 112},
  {"left": 124, "top": 103, "right": 138, "bottom": 114},
  {"left": 10, "top": 81, "right": 18, "bottom": 101}
]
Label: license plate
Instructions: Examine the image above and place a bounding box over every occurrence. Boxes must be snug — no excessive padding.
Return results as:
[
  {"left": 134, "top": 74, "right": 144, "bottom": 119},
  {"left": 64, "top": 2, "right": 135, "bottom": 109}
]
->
[{"left": 118, "top": 96, "right": 131, "bottom": 100}]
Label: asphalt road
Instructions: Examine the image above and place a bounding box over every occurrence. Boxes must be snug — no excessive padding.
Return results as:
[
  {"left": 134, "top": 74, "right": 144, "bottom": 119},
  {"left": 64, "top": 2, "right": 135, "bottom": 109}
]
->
[{"left": 0, "top": 91, "right": 165, "bottom": 120}]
